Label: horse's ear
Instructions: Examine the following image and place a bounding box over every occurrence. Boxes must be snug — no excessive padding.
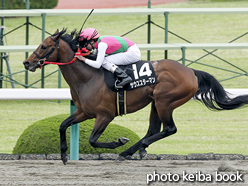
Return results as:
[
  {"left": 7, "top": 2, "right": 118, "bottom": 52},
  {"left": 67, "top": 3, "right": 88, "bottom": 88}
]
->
[
  {"left": 54, "top": 29, "right": 59, "bottom": 34},
  {"left": 52, "top": 29, "right": 61, "bottom": 40}
]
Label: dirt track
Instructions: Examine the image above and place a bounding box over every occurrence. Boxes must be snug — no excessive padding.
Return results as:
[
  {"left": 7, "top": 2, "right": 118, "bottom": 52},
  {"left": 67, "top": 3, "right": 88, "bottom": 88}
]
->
[{"left": 0, "top": 160, "right": 247, "bottom": 185}]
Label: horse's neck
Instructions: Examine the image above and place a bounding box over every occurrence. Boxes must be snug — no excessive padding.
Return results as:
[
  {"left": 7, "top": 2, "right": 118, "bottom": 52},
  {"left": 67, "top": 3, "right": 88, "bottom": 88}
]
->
[
  {"left": 59, "top": 60, "right": 100, "bottom": 88},
  {"left": 58, "top": 40, "right": 103, "bottom": 91}
]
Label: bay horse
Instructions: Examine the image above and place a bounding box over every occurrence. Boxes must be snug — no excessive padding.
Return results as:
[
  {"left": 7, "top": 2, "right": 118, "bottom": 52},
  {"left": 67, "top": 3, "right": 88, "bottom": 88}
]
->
[{"left": 23, "top": 29, "right": 248, "bottom": 165}]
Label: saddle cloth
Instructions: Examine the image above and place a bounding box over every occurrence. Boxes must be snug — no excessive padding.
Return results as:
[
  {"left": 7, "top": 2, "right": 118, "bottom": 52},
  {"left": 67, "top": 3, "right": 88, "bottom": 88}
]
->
[{"left": 104, "top": 60, "right": 158, "bottom": 92}]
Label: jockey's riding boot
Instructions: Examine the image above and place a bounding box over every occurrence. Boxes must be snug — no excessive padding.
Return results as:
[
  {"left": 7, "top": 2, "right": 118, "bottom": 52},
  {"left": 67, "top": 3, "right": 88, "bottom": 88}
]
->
[{"left": 112, "top": 67, "right": 132, "bottom": 88}]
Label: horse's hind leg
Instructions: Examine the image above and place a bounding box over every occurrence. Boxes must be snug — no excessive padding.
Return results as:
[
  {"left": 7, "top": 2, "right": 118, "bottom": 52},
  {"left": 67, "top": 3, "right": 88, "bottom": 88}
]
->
[
  {"left": 138, "top": 78, "right": 197, "bottom": 158},
  {"left": 139, "top": 109, "right": 177, "bottom": 159},
  {"left": 117, "top": 101, "right": 162, "bottom": 160},
  {"left": 88, "top": 115, "right": 130, "bottom": 149}
]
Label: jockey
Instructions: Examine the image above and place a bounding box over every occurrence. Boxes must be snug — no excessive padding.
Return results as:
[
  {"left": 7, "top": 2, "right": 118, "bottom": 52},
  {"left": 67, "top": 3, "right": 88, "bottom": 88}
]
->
[{"left": 75, "top": 28, "right": 141, "bottom": 88}]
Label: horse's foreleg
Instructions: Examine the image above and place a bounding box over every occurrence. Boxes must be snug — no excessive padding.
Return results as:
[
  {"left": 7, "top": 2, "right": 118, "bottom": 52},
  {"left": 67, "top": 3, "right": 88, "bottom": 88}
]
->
[
  {"left": 117, "top": 102, "right": 161, "bottom": 160},
  {"left": 89, "top": 115, "right": 129, "bottom": 149},
  {"left": 59, "top": 111, "right": 90, "bottom": 165}
]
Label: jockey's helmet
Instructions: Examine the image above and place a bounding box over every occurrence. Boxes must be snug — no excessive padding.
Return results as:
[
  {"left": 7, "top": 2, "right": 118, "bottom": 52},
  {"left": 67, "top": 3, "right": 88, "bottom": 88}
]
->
[{"left": 79, "top": 28, "right": 100, "bottom": 41}]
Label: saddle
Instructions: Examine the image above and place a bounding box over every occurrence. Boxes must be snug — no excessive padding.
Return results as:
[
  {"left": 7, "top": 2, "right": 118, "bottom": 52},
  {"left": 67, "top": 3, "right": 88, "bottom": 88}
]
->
[
  {"left": 80, "top": 49, "right": 158, "bottom": 116},
  {"left": 104, "top": 60, "right": 158, "bottom": 91},
  {"left": 104, "top": 60, "right": 158, "bottom": 116}
]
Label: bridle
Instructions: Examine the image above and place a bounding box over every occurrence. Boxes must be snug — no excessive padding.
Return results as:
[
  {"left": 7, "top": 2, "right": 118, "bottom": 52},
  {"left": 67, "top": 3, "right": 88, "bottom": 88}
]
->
[
  {"left": 33, "top": 35, "right": 90, "bottom": 69},
  {"left": 33, "top": 36, "right": 61, "bottom": 68}
]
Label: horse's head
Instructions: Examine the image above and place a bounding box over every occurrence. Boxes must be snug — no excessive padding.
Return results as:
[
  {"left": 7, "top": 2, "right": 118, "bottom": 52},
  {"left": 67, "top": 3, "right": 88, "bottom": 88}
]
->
[{"left": 23, "top": 30, "right": 62, "bottom": 72}]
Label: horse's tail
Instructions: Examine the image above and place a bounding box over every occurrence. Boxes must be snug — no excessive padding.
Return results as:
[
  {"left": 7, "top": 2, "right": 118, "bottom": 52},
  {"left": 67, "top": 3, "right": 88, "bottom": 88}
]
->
[{"left": 192, "top": 69, "right": 248, "bottom": 110}]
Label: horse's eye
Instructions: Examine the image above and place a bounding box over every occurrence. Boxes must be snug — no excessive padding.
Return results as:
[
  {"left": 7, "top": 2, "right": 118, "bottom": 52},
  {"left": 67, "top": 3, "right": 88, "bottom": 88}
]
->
[{"left": 41, "top": 45, "right": 47, "bottom": 50}]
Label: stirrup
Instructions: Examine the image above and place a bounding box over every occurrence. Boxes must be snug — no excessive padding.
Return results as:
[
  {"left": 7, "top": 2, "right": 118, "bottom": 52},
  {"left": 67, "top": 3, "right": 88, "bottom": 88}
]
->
[
  {"left": 115, "top": 80, "right": 123, "bottom": 89},
  {"left": 115, "top": 77, "right": 132, "bottom": 89}
]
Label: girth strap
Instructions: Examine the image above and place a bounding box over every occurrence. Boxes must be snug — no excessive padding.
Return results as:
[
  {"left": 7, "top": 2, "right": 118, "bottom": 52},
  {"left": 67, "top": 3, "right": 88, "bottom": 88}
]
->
[{"left": 116, "top": 90, "right": 126, "bottom": 116}]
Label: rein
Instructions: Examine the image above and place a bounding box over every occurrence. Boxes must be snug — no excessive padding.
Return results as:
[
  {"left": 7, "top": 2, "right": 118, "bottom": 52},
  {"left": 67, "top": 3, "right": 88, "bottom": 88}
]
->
[
  {"left": 40, "top": 58, "right": 77, "bottom": 68},
  {"left": 33, "top": 35, "right": 90, "bottom": 69}
]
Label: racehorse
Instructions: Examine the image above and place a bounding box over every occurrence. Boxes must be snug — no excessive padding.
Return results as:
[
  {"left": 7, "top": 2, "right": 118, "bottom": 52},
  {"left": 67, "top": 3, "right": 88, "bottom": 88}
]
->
[{"left": 23, "top": 29, "right": 248, "bottom": 165}]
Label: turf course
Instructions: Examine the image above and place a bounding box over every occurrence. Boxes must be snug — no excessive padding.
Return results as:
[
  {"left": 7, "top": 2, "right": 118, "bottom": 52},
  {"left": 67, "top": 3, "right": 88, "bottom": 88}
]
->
[{"left": 1, "top": 1, "right": 248, "bottom": 154}]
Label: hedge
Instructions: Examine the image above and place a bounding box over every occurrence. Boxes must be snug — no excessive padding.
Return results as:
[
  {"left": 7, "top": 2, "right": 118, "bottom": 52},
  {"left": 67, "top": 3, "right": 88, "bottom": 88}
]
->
[
  {"left": 13, "top": 114, "right": 141, "bottom": 155},
  {"left": 3, "top": 0, "right": 58, "bottom": 9}
]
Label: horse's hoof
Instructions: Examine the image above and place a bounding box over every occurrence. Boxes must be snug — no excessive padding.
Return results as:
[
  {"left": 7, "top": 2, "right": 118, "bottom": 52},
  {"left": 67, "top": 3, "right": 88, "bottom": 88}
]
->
[
  {"left": 115, "top": 155, "right": 126, "bottom": 161},
  {"left": 119, "top": 137, "right": 130, "bottom": 145},
  {"left": 62, "top": 156, "right": 68, "bottom": 165},
  {"left": 139, "top": 149, "right": 147, "bottom": 159}
]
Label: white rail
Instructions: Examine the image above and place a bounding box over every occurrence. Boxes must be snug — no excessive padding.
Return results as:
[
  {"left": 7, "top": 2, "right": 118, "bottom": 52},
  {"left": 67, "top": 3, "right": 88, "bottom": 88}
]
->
[
  {"left": 0, "top": 88, "right": 71, "bottom": 100},
  {"left": 0, "top": 89, "right": 247, "bottom": 100},
  {"left": 1, "top": 8, "right": 248, "bottom": 17}
]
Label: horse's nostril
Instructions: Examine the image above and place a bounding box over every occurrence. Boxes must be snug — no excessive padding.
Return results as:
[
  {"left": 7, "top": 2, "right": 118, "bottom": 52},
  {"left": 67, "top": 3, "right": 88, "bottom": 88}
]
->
[
  {"left": 23, "top": 61, "right": 30, "bottom": 69},
  {"left": 23, "top": 61, "right": 29, "bottom": 66}
]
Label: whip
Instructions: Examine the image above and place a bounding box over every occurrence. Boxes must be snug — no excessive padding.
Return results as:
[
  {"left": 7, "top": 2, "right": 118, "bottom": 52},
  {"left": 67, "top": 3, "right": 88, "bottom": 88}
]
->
[{"left": 79, "top": 9, "right": 94, "bottom": 33}]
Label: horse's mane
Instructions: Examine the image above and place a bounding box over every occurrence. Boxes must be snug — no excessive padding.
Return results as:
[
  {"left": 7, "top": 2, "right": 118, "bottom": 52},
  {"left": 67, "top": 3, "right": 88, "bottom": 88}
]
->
[{"left": 52, "top": 28, "right": 80, "bottom": 52}]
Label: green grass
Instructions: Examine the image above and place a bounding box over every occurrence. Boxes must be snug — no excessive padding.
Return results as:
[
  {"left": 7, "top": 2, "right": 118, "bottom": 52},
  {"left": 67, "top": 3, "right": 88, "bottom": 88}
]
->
[
  {"left": 1, "top": 100, "right": 248, "bottom": 155},
  {"left": 1, "top": 1, "right": 248, "bottom": 154},
  {"left": 0, "top": 100, "right": 69, "bottom": 153}
]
